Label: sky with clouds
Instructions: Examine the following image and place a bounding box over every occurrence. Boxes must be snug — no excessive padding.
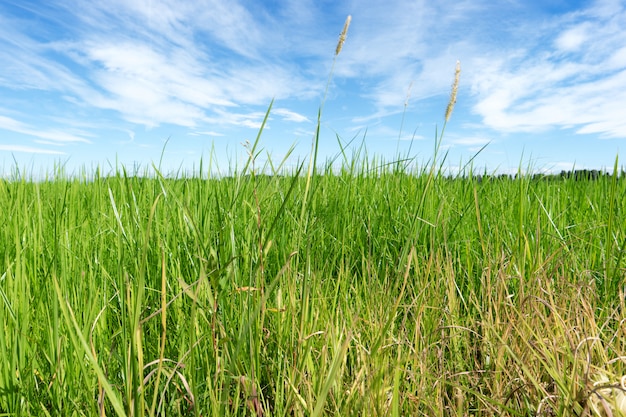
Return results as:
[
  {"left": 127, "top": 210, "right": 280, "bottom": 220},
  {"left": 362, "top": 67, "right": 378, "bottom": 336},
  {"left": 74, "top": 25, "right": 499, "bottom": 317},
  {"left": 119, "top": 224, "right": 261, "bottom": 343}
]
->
[{"left": 1, "top": 0, "right": 625, "bottom": 176}]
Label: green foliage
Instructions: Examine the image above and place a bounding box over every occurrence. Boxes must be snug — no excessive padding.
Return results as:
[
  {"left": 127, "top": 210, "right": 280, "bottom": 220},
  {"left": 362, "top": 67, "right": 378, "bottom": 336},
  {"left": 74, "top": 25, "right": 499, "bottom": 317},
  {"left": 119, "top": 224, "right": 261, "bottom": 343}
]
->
[{"left": 1, "top": 156, "right": 626, "bottom": 416}]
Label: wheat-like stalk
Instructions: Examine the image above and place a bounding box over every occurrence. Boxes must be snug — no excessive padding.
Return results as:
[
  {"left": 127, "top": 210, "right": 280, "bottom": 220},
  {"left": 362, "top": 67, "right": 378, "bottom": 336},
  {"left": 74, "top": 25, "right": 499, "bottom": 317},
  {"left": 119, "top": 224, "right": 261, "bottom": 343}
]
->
[
  {"left": 335, "top": 15, "right": 352, "bottom": 56},
  {"left": 444, "top": 60, "right": 461, "bottom": 122}
]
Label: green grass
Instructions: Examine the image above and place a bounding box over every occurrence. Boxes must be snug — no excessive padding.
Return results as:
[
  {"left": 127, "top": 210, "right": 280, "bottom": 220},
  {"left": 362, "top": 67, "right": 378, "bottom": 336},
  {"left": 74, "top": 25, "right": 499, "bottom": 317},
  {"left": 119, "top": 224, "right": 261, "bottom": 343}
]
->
[
  {"left": 3, "top": 16, "right": 626, "bottom": 416},
  {"left": 1, "top": 154, "right": 626, "bottom": 416}
]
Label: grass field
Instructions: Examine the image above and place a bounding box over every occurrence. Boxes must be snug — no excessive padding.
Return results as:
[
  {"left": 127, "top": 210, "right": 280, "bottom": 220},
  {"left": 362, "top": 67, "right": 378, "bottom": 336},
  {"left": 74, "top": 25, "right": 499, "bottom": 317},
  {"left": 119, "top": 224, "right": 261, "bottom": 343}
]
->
[
  {"left": 3, "top": 16, "right": 626, "bottom": 416},
  {"left": 1, "top": 151, "right": 626, "bottom": 416}
]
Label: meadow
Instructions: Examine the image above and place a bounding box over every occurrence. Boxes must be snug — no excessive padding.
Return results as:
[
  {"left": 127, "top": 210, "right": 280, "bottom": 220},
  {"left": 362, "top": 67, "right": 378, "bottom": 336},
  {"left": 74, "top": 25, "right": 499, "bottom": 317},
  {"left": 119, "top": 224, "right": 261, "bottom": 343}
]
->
[
  {"left": 1, "top": 151, "right": 626, "bottom": 416},
  {"left": 3, "top": 16, "right": 626, "bottom": 417}
]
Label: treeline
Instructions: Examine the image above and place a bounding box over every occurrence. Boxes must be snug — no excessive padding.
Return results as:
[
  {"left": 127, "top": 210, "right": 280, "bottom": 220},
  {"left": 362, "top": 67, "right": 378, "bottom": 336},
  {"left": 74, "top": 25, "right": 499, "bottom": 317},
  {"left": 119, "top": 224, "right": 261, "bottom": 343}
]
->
[{"left": 472, "top": 169, "right": 623, "bottom": 183}]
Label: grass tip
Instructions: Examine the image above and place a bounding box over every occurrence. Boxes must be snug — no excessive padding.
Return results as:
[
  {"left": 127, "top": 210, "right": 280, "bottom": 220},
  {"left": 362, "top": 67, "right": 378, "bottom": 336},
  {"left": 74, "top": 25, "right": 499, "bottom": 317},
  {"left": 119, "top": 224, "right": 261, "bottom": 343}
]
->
[
  {"left": 335, "top": 15, "right": 352, "bottom": 56},
  {"left": 444, "top": 60, "right": 461, "bottom": 122}
]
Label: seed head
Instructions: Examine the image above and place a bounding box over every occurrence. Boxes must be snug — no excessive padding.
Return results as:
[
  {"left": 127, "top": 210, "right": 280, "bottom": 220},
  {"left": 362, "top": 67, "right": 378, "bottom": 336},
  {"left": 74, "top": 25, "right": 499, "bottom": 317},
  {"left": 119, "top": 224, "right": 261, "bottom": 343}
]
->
[
  {"left": 335, "top": 15, "right": 352, "bottom": 56},
  {"left": 445, "top": 60, "right": 461, "bottom": 122},
  {"left": 404, "top": 81, "right": 413, "bottom": 108}
]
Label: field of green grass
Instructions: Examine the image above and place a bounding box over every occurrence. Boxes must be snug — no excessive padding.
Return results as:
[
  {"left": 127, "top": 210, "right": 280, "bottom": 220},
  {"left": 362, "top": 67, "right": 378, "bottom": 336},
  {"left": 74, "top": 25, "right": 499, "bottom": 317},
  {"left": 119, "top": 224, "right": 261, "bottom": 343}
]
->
[
  {"left": 2, "top": 153, "right": 626, "bottom": 416},
  {"left": 3, "top": 16, "right": 626, "bottom": 417}
]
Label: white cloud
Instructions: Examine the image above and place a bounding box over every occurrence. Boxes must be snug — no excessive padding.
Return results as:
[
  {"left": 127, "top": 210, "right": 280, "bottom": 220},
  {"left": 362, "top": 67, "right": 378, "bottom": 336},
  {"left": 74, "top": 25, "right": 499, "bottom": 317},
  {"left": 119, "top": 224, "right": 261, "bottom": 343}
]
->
[
  {"left": 0, "top": 0, "right": 326, "bottom": 131},
  {"left": 451, "top": 136, "right": 492, "bottom": 147},
  {"left": 206, "top": 109, "right": 270, "bottom": 129},
  {"left": 0, "top": 115, "right": 91, "bottom": 143},
  {"left": 1, "top": 0, "right": 480, "bottom": 134},
  {"left": 190, "top": 131, "right": 225, "bottom": 137},
  {"left": 0, "top": 145, "right": 66, "bottom": 155},
  {"left": 554, "top": 23, "right": 591, "bottom": 52},
  {"left": 470, "top": 1, "right": 626, "bottom": 138},
  {"left": 273, "top": 108, "right": 311, "bottom": 123}
]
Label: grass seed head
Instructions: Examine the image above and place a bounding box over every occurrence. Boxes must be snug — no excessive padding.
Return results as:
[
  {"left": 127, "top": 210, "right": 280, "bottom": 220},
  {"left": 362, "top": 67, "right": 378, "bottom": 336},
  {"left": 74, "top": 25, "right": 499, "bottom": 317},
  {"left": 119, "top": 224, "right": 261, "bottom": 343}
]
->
[
  {"left": 335, "top": 15, "right": 352, "bottom": 56},
  {"left": 445, "top": 60, "right": 461, "bottom": 122}
]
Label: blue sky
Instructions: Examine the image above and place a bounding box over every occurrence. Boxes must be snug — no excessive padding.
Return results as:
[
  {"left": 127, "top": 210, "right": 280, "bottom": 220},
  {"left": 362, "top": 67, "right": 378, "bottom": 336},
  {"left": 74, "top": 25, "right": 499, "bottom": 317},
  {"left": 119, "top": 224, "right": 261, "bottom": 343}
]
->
[{"left": 1, "top": 0, "right": 626, "bottom": 176}]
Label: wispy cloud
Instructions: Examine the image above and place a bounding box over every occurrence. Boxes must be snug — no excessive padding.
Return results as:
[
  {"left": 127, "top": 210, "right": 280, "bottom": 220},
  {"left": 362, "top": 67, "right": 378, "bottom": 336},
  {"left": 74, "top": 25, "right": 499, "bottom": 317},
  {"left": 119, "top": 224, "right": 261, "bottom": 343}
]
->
[
  {"left": 1, "top": 0, "right": 484, "bottom": 133},
  {"left": 0, "top": 115, "right": 91, "bottom": 143},
  {"left": 470, "top": 0, "right": 626, "bottom": 138},
  {"left": 0, "top": 144, "right": 66, "bottom": 155},
  {"left": 451, "top": 136, "right": 492, "bottom": 147},
  {"left": 190, "top": 131, "right": 225, "bottom": 137},
  {"left": 206, "top": 109, "right": 271, "bottom": 130},
  {"left": 336, "top": 1, "right": 487, "bottom": 111},
  {"left": 273, "top": 108, "right": 311, "bottom": 123},
  {"left": 0, "top": 0, "right": 328, "bottom": 131}
]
